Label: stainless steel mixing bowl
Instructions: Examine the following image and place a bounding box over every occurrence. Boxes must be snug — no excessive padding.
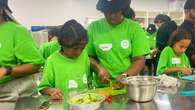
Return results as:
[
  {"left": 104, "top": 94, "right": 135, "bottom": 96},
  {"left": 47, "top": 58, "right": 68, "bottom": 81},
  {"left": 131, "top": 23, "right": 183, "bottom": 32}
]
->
[{"left": 124, "top": 76, "right": 157, "bottom": 102}]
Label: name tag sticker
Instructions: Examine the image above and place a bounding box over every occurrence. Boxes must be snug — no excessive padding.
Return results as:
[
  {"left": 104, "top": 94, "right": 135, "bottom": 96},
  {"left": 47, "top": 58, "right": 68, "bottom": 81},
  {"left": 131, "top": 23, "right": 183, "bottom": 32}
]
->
[
  {"left": 171, "top": 58, "right": 181, "bottom": 64},
  {"left": 99, "top": 43, "right": 112, "bottom": 51}
]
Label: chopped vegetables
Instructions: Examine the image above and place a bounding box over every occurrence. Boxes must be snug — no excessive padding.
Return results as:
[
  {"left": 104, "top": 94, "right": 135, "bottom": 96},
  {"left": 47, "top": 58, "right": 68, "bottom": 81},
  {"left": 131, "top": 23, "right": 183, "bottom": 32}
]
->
[
  {"left": 71, "top": 94, "right": 103, "bottom": 104},
  {"left": 105, "top": 94, "right": 112, "bottom": 104},
  {"left": 109, "top": 80, "right": 123, "bottom": 90}
]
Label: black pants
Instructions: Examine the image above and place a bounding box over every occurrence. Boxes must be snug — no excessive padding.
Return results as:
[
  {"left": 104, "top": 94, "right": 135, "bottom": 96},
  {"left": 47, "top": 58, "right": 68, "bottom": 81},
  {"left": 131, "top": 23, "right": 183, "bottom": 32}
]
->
[{"left": 145, "top": 58, "right": 156, "bottom": 76}]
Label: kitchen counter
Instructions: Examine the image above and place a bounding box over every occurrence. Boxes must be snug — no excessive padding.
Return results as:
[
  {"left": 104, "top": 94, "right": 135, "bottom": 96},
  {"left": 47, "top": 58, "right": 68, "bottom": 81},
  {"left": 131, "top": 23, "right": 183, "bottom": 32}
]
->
[{"left": 3, "top": 80, "right": 195, "bottom": 110}]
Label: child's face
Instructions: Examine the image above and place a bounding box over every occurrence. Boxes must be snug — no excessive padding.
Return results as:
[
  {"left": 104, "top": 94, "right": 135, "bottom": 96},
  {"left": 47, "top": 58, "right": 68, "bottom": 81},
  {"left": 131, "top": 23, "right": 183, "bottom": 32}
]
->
[
  {"left": 62, "top": 42, "right": 86, "bottom": 59},
  {"left": 173, "top": 39, "right": 191, "bottom": 56}
]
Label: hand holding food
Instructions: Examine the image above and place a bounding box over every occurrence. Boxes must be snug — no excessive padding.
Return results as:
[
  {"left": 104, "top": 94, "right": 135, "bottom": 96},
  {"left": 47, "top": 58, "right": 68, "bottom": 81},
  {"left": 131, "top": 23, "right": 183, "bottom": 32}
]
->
[{"left": 98, "top": 67, "right": 110, "bottom": 83}]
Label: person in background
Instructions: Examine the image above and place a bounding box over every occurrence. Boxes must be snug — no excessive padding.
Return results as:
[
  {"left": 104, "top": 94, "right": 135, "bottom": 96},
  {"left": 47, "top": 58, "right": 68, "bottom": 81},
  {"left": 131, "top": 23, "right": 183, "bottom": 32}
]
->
[
  {"left": 154, "top": 14, "right": 171, "bottom": 29},
  {"left": 179, "top": 0, "right": 195, "bottom": 68},
  {"left": 156, "top": 19, "right": 177, "bottom": 55},
  {"left": 157, "top": 29, "right": 192, "bottom": 78},
  {"left": 39, "top": 27, "right": 61, "bottom": 60},
  {"left": 145, "top": 24, "right": 157, "bottom": 75},
  {"left": 0, "top": 0, "right": 44, "bottom": 109},
  {"left": 38, "top": 20, "right": 90, "bottom": 100},
  {"left": 154, "top": 14, "right": 177, "bottom": 75},
  {"left": 87, "top": 0, "right": 150, "bottom": 88}
]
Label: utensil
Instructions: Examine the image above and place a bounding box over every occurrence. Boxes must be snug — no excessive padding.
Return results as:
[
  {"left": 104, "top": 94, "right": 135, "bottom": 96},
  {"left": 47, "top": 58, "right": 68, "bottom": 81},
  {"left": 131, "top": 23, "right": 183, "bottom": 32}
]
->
[{"left": 124, "top": 76, "right": 157, "bottom": 102}]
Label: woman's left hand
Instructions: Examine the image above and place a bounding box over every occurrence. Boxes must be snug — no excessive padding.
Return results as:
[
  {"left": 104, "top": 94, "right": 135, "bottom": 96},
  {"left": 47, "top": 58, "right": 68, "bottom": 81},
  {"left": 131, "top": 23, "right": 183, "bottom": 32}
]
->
[{"left": 0, "top": 68, "right": 7, "bottom": 80}]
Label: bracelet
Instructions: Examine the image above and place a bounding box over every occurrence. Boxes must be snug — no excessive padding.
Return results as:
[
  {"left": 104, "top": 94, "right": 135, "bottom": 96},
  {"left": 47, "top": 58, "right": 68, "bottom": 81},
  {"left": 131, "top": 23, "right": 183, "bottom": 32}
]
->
[{"left": 5, "top": 67, "right": 12, "bottom": 75}]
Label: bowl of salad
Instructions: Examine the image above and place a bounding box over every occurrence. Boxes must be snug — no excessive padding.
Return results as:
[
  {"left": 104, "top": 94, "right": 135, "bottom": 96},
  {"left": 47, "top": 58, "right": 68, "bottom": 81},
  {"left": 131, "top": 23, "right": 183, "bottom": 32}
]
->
[{"left": 69, "top": 93, "right": 105, "bottom": 110}]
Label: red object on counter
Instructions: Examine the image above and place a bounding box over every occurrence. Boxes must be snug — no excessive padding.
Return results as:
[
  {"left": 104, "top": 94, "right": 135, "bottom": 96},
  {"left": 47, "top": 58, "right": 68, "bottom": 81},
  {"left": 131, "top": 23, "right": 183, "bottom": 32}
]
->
[{"left": 106, "top": 94, "right": 112, "bottom": 104}]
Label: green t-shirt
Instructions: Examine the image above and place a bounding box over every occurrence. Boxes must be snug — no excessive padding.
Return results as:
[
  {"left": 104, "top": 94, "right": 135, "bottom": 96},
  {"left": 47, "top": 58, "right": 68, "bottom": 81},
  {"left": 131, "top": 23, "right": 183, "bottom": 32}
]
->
[
  {"left": 157, "top": 46, "right": 191, "bottom": 78},
  {"left": 38, "top": 49, "right": 90, "bottom": 95},
  {"left": 146, "top": 32, "right": 156, "bottom": 49},
  {"left": 0, "top": 21, "right": 44, "bottom": 84},
  {"left": 39, "top": 40, "right": 60, "bottom": 59},
  {"left": 87, "top": 18, "right": 150, "bottom": 87}
]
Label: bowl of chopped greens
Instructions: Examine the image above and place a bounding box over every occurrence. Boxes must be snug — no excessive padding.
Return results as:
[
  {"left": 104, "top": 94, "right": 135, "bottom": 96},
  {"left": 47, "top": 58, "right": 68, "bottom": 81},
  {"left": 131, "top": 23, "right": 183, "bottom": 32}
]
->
[{"left": 69, "top": 93, "right": 105, "bottom": 110}]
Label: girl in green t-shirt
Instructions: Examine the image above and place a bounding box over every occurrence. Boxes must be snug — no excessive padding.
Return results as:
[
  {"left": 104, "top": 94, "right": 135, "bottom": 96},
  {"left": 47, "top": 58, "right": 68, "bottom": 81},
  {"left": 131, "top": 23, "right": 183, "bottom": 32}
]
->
[
  {"left": 157, "top": 29, "right": 192, "bottom": 78},
  {"left": 38, "top": 20, "right": 90, "bottom": 100}
]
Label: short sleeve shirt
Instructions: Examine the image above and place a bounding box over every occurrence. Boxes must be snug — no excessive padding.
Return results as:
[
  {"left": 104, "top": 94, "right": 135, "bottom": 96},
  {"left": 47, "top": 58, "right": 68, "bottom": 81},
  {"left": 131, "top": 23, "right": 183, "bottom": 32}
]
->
[{"left": 157, "top": 46, "right": 191, "bottom": 78}]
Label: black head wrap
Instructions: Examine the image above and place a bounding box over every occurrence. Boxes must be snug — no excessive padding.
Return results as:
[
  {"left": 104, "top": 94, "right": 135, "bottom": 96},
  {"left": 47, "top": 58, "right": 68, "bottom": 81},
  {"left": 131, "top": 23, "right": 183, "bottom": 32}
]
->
[{"left": 96, "top": 0, "right": 131, "bottom": 13}]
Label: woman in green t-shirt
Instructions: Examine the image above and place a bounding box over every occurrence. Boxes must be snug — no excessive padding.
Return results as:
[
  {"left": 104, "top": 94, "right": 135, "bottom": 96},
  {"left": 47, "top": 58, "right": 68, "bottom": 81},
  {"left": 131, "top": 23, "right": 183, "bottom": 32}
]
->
[
  {"left": 38, "top": 20, "right": 90, "bottom": 100},
  {"left": 87, "top": 0, "right": 150, "bottom": 88},
  {"left": 157, "top": 29, "right": 192, "bottom": 78}
]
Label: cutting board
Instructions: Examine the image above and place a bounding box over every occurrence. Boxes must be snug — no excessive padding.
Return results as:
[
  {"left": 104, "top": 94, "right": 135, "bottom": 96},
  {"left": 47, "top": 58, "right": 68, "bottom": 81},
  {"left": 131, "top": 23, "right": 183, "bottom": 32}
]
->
[
  {"left": 177, "top": 90, "right": 195, "bottom": 96},
  {"left": 180, "top": 74, "right": 195, "bottom": 82},
  {"left": 86, "top": 87, "right": 126, "bottom": 96}
]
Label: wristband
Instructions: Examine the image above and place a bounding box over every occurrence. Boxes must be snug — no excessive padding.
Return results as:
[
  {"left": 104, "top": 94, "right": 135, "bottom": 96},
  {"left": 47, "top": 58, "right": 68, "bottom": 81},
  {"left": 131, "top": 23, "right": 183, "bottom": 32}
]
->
[{"left": 5, "top": 67, "right": 12, "bottom": 75}]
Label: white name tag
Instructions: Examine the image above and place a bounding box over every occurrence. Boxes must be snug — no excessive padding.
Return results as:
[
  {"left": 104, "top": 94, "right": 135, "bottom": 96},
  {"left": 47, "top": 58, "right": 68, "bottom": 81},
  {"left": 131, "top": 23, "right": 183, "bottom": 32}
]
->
[
  {"left": 171, "top": 58, "right": 181, "bottom": 64},
  {"left": 99, "top": 43, "right": 112, "bottom": 51},
  {"left": 68, "top": 80, "right": 78, "bottom": 89}
]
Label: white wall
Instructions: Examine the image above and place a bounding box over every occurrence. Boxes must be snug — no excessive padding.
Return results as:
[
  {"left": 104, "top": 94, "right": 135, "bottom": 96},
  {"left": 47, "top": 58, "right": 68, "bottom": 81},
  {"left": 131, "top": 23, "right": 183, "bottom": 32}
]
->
[
  {"left": 131, "top": 0, "right": 169, "bottom": 12},
  {"left": 9, "top": 0, "right": 102, "bottom": 28},
  {"left": 9, "top": 0, "right": 170, "bottom": 28}
]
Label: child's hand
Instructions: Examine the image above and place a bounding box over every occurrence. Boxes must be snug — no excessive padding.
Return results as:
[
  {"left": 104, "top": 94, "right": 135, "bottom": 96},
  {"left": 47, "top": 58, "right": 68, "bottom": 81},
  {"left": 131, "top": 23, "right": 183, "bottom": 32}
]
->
[
  {"left": 48, "top": 88, "right": 64, "bottom": 100},
  {"left": 179, "top": 67, "right": 192, "bottom": 75}
]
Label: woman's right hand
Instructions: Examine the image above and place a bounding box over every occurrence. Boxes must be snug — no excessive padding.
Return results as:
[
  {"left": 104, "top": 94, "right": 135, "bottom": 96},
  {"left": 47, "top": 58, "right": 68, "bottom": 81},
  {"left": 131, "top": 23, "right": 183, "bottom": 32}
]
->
[
  {"left": 179, "top": 67, "right": 192, "bottom": 75},
  {"left": 48, "top": 88, "right": 64, "bottom": 100},
  {"left": 98, "top": 67, "right": 110, "bottom": 83}
]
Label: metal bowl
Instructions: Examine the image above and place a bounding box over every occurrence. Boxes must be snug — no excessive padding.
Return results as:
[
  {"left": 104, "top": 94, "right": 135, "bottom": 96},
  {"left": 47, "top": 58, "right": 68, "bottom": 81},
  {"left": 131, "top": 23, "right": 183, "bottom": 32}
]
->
[
  {"left": 69, "top": 93, "right": 105, "bottom": 110},
  {"left": 124, "top": 76, "right": 157, "bottom": 102}
]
